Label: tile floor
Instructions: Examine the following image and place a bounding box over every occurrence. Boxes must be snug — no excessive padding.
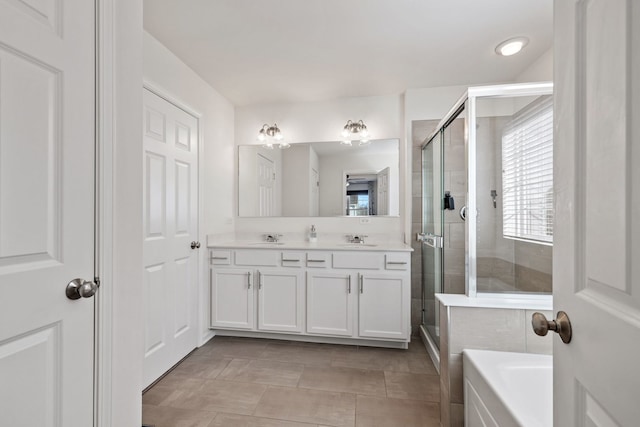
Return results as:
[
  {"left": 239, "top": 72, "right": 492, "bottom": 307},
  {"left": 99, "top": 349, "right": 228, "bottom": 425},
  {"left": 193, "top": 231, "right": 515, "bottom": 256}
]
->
[{"left": 142, "top": 336, "right": 440, "bottom": 427}]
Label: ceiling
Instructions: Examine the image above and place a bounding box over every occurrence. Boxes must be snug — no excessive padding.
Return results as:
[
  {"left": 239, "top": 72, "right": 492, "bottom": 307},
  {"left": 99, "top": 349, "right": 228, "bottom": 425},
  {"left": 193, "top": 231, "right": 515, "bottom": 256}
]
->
[{"left": 143, "top": 0, "right": 553, "bottom": 107}]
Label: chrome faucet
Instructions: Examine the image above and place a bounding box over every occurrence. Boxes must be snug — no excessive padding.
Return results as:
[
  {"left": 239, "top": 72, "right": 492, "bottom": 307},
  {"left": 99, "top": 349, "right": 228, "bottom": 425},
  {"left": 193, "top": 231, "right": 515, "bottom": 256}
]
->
[
  {"left": 346, "top": 234, "right": 368, "bottom": 244},
  {"left": 265, "top": 233, "right": 282, "bottom": 243}
]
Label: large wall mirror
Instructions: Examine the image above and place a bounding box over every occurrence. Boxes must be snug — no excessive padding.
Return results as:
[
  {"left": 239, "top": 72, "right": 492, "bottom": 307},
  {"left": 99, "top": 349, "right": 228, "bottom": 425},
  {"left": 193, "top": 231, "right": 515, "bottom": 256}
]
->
[{"left": 238, "top": 139, "right": 400, "bottom": 217}]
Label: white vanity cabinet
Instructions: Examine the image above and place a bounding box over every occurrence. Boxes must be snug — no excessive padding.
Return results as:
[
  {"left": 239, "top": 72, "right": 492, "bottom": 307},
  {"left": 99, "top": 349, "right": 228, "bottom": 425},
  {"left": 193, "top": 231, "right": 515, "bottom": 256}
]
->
[
  {"left": 358, "top": 273, "right": 407, "bottom": 339},
  {"left": 257, "top": 268, "right": 304, "bottom": 333},
  {"left": 306, "top": 271, "right": 354, "bottom": 336},
  {"left": 209, "top": 246, "right": 411, "bottom": 346},
  {"left": 210, "top": 267, "right": 254, "bottom": 330}
]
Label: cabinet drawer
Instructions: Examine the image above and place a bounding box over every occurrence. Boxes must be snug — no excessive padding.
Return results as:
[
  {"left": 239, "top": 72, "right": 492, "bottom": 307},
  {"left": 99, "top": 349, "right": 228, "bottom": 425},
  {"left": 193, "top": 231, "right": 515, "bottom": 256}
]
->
[
  {"left": 210, "top": 249, "right": 231, "bottom": 265},
  {"left": 385, "top": 253, "right": 410, "bottom": 271},
  {"left": 332, "top": 252, "right": 383, "bottom": 270},
  {"left": 306, "top": 252, "right": 330, "bottom": 268},
  {"left": 235, "top": 250, "right": 279, "bottom": 266},
  {"left": 281, "top": 251, "right": 304, "bottom": 268}
]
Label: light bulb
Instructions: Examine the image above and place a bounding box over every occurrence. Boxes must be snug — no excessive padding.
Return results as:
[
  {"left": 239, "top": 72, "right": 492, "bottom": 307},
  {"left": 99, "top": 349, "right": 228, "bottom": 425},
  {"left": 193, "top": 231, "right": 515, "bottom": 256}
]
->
[{"left": 340, "top": 140, "right": 352, "bottom": 146}]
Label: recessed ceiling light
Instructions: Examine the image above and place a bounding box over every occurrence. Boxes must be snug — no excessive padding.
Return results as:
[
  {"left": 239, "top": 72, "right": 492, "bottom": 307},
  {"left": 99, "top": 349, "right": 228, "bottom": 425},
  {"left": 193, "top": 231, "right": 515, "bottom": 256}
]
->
[{"left": 495, "top": 37, "right": 529, "bottom": 56}]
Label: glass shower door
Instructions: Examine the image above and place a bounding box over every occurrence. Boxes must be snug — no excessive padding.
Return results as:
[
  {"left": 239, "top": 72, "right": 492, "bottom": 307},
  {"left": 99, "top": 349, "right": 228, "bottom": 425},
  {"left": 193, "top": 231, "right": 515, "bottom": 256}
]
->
[{"left": 421, "top": 131, "right": 443, "bottom": 347}]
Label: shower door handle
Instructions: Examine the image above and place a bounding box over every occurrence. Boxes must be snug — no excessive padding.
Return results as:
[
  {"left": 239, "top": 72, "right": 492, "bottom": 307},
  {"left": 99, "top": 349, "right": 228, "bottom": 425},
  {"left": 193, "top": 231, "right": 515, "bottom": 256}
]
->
[
  {"left": 459, "top": 206, "right": 467, "bottom": 221},
  {"left": 422, "top": 233, "right": 443, "bottom": 249}
]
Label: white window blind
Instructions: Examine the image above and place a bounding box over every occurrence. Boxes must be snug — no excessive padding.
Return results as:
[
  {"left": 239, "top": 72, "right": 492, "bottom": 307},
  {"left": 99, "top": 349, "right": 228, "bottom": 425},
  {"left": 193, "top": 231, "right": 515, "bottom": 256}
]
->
[{"left": 502, "top": 95, "right": 553, "bottom": 244}]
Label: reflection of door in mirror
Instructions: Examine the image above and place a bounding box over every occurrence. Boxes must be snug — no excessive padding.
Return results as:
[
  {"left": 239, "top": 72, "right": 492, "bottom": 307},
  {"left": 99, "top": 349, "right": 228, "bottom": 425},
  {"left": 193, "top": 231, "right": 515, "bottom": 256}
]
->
[
  {"left": 257, "top": 153, "right": 275, "bottom": 216},
  {"left": 377, "top": 167, "right": 390, "bottom": 215},
  {"left": 310, "top": 167, "right": 319, "bottom": 216}
]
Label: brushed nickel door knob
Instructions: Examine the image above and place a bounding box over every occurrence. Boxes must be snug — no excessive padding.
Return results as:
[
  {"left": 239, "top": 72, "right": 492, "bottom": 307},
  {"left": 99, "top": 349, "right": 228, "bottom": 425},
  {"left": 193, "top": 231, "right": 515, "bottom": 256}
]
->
[
  {"left": 66, "top": 278, "right": 99, "bottom": 300},
  {"left": 532, "top": 311, "right": 572, "bottom": 343}
]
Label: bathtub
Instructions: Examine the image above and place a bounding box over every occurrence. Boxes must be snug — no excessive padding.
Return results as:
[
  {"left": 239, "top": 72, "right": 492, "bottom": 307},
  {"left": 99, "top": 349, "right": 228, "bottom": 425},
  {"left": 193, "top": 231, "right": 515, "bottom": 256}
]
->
[{"left": 463, "top": 349, "right": 552, "bottom": 427}]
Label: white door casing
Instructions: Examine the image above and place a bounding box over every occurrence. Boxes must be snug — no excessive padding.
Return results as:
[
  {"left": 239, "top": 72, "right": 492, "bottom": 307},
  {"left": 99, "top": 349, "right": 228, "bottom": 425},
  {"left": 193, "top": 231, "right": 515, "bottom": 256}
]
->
[
  {"left": 142, "top": 88, "right": 199, "bottom": 388},
  {"left": 0, "top": 1, "right": 96, "bottom": 426},
  {"left": 554, "top": 1, "right": 640, "bottom": 425}
]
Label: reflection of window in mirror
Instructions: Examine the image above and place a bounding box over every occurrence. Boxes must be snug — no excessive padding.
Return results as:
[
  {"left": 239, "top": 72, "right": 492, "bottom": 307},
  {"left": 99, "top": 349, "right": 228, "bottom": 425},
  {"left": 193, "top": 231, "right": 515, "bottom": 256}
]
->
[
  {"left": 344, "top": 173, "right": 378, "bottom": 216},
  {"left": 346, "top": 191, "right": 370, "bottom": 216}
]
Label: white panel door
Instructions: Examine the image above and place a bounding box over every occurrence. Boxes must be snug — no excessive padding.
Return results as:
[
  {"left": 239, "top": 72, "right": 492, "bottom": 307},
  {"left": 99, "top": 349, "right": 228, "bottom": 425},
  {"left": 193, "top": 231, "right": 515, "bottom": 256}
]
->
[
  {"left": 257, "top": 153, "right": 275, "bottom": 216},
  {"left": 306, "top": 272, "right": 354, "bottom": 336},
  {"left": 358, "top": 274, "right": 407, "bottom": 340},
  {"left": 210, "top": 268, "right": 255, "bottom": 330},
  {"left": 377, "top": 167, "right": 390, "bottom": 215},
  {"left": 143, "top": 89, "right": 199, "bottom": 388},
  {"left": 258, "top": 269, "right": 304, "bottom": 333},
  {"left": 554, "top": 1, "right": 640, "bottom": 425},
  {"left": 0, "top": 1, "right": 95, "bottom": 426}
]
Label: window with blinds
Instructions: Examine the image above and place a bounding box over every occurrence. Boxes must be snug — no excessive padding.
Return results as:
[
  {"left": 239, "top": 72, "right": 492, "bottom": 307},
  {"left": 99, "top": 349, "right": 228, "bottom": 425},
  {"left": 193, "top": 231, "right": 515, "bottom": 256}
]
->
[{"left": 502, "top": 95, "right": 553, "bottom": 244}]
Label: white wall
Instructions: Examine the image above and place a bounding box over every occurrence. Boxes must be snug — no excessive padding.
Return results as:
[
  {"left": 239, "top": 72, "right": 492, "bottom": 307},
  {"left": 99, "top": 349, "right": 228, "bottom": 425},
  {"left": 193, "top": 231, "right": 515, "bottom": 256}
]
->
[
  {"left": 143, "top": 31, "right": 235, "bottom": 344},
  {"left": 282, "top": 145, "right": 311, "bottom": 216},
  {"left": 235, "top": 95, "right": 403, "bottom": 144},
  {"left": 234, "top": 94, "right": 406, "bottom": 239},
  {"left": 515, "top": 48, "right": 553, "bottom": 83}
]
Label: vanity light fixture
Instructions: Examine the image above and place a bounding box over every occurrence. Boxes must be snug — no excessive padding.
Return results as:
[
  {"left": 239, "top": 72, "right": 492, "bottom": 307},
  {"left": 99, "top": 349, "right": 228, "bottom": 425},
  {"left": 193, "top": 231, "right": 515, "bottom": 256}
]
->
[
  {"left": 341, "top": 120, "right": 370, "bottom": 146},
  {"left": 495, "top": 37, "right": 529, "bottom": 56},
  {"left": 257, "top": 123, "right": 289, "bottom": 149}
]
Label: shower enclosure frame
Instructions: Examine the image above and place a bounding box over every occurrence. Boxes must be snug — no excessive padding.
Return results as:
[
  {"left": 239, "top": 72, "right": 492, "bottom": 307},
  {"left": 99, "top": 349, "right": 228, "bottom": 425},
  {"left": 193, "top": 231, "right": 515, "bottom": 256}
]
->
[
  {"left": 419, "top": 81, "right": 554, "bottom": 371},
  {"left": 464, "top": 82, "right": 553, "bottom": 297}
]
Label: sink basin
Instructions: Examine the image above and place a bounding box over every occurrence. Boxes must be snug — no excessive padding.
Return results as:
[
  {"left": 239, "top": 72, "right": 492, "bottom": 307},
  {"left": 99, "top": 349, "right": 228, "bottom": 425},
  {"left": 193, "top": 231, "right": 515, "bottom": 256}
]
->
[
  {"left": 337, "top": 243, "right": 378, "bottom": 247},
  {"left": 247, "top": 242, "right": 285, "bottom": 246}
]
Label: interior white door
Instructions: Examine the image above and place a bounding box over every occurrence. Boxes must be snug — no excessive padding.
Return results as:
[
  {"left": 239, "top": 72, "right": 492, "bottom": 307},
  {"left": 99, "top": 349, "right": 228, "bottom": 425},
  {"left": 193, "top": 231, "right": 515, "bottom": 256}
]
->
[
  {"left": 554, "top": 1, "right": 640, "bottom": 425},
  {"left": 377, "top": 167, "right": 390, "bottom": 215},
  {"left": 0, "top": 1, "right": 96, "bottom": 426},
  {"left": 143, "top": 89, "right": 199, "bottom": 388}
]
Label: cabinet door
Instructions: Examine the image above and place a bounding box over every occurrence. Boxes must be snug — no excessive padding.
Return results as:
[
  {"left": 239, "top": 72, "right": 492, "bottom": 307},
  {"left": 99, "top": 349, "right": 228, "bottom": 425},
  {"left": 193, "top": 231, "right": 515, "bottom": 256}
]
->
[
  {"left": 306, "top": 272, "right": 354, "bottom": 337},
  {"left": 358, "top": 274, "right": 408, "bottom": 340},
  {"left": 257, "top": 269, "right": 304, "bottom": 333},
  {"left": 210, "top": 268, "right": 254, "bottom": 330}
]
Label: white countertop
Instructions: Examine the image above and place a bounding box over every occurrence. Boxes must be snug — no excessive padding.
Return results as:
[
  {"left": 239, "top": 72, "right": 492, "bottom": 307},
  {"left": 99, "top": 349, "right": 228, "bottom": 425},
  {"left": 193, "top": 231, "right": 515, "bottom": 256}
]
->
[
  {"left": 436, "top": 293, "right": 553, "bottom": 311},
  {"left": 207, "top": 239, "right": 413, "bottom": 252}
]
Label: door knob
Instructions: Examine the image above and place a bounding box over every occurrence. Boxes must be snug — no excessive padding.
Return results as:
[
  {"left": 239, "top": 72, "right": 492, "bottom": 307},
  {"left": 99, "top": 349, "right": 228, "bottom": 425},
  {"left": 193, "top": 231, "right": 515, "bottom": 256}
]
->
[
  {"left": 190, "top": 241, "right": 201, "bottom": 249},
  {"left": 66, "top": 278, "right": 100, "bottom": 300},
  {"left": 532, "top": 311, "right": 572, "bottom": 343}
]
